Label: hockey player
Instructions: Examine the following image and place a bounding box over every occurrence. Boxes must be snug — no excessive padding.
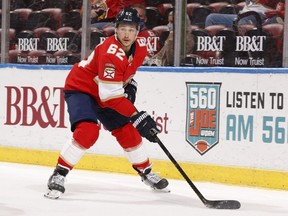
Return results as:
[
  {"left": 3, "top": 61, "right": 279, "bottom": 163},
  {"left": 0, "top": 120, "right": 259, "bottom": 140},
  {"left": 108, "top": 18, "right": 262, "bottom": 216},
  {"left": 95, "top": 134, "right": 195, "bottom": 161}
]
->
[{"left": 44, "top": 7, "right": 169, "bottom": 199}]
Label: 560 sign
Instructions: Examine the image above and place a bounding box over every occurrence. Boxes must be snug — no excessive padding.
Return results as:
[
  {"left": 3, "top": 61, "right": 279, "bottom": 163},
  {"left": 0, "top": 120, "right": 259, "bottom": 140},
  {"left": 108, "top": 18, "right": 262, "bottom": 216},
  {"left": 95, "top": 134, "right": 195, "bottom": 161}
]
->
[
  {"left": 5, "top": 86, "right": 67, "bottom": 128},
  {"left": 186, "top": 82, "right": 221, "bottom": 155}
]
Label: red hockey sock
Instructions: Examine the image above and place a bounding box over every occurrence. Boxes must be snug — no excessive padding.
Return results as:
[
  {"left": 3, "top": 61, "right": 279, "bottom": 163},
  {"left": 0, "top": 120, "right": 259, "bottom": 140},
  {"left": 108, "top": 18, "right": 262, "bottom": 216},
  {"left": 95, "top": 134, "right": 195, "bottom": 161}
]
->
[
  {"left": 133, "top": 160, "right": 151, "bottom": 172},
  {"left": 58, "top": 157, "right": 73, "bottom": 170}
]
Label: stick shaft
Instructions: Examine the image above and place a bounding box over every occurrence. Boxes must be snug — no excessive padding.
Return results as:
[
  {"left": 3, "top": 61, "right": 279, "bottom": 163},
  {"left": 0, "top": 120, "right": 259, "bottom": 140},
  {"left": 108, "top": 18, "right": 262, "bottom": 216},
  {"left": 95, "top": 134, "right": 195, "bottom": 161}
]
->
[
  {"left": 156, "top": 137, "right": 207, "bottom": 204},
  {"left": 155, "top": 136, "right": 241, "bottom": 209}
]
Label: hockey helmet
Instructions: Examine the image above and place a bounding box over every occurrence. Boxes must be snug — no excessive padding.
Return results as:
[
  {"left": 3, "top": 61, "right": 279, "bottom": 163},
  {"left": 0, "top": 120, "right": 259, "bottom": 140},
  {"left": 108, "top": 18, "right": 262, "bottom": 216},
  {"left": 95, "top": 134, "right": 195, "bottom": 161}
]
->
[{"left": 115, "top": 8, "right": 141, "bottom": 30}]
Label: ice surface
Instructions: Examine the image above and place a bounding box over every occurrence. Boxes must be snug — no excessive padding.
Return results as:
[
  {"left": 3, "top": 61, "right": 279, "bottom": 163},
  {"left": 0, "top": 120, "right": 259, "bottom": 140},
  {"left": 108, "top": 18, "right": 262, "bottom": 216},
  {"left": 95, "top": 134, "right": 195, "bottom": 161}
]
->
[{"left": 0, "top": 162, "right": 287, "bottom": 216}]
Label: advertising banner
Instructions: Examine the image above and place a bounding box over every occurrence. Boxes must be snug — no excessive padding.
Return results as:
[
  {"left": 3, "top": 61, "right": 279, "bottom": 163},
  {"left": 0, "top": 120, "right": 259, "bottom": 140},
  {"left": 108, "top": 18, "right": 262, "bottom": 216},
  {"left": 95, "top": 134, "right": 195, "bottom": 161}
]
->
[
  {"left": 185, "top": 82, "right": 221, "bottom": 155},
  {"left": 188, "top": 0, "right": 285, "bottom": 67},
  {"left": 0, "top": 66, "right": 288, "bottom": 172}
]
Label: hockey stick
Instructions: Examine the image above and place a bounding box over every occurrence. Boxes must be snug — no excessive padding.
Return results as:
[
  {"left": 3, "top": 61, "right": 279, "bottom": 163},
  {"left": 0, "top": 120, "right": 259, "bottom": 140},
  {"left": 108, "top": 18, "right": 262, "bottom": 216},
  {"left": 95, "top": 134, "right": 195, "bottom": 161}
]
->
[{"left": 154, "top": 136, "right": 241, "bottom": 209}]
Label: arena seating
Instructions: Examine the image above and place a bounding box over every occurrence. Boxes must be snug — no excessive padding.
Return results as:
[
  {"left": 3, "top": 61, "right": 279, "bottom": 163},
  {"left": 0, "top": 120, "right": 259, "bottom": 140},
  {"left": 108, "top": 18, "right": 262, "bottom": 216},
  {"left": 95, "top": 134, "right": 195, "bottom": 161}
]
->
[
  {"left": 0, "top": 28, "right": 16, "bottom": 50},
  {"left": 152, "top": 25, "right": 170, "bottom": 48},
  {"left": 8, "top": 0, "right": 283, "bottom": 67},
  {"left": 9, "top": 1, "right": 175, "bottom": 64},
  {"left": 89, "top": 28, "right": 106, "bottom": 50},
  {"left": 145, "top": 6, "right": 162, "bottom": 29},
  {"left": 262, "top": 23, "right": 284, "bottom": 66}
]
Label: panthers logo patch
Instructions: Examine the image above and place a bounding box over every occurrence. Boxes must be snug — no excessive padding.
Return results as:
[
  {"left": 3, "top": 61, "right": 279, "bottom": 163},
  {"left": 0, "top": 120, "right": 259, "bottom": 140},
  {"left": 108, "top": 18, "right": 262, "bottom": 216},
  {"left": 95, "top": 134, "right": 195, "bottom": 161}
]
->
[{"left": 104, "top": 67, "right": 115, "bottom": 79}]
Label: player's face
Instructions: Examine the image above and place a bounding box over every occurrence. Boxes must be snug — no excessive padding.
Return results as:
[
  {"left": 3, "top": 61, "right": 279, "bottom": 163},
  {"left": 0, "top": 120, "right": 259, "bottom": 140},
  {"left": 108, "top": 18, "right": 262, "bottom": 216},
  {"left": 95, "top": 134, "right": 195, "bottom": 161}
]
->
[{"left": 116, "top": 23, "right": 138, "bottom": 51}]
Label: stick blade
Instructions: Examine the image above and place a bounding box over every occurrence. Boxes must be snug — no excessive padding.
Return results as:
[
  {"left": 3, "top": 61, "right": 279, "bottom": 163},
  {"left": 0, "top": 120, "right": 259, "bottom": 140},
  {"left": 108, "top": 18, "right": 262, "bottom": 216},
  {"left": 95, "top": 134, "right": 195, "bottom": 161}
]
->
[{"left": 205, "top": 200, "right": 241, "bottom": 209}]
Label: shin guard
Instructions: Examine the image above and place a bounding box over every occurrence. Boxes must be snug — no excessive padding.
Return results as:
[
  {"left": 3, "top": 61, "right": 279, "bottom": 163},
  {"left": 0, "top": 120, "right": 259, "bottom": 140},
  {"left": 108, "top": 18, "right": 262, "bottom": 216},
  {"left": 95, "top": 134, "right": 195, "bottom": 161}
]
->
[{"left": 112, "top": 123, "right": 150, "bottom": 168}]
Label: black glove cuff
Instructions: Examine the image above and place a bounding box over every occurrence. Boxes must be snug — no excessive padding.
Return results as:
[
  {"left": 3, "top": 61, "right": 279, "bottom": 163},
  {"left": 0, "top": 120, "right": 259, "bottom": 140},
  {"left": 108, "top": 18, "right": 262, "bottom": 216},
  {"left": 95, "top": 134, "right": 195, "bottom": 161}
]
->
[
  {"left": 131, "top": 111, "right": 148, "bottom": 128},
  {"left": 129, "top": 79, "right": 138, "bottom": 89}
]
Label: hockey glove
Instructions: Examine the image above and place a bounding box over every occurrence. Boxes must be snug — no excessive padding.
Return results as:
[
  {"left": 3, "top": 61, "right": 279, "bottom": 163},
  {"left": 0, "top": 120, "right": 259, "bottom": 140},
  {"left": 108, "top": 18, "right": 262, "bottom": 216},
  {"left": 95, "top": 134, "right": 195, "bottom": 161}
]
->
[
  {"left": 131, "top": 111, "right": 160, "bottom": 143},
  {"left": 124, "top": 79, "right": 137, "bottom": 104}
]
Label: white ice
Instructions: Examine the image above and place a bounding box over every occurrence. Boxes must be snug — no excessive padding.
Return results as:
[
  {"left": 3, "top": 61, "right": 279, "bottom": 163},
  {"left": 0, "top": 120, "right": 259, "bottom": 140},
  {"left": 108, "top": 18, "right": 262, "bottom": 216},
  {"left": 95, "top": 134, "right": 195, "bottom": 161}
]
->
[{"left": 0, "top": 162, "right": 287, "bottom": 216}]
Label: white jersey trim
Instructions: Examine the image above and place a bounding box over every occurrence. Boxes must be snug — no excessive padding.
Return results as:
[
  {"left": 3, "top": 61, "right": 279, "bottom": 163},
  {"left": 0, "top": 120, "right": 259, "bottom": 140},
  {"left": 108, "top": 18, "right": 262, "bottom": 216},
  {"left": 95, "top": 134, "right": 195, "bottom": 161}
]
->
[{"left": 95, "top": 76, "right": 125, "bottom": 101}]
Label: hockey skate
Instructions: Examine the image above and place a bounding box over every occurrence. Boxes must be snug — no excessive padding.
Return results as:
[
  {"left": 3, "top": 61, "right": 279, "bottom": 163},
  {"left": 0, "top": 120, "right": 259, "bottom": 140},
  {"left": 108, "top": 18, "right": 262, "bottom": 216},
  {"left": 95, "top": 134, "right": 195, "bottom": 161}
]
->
[
  {"left": 135, "top": 166, "right": 170, "bottom": 192},
  {"left": 44, "top": 166, "right": 68, "bottom": 199}
]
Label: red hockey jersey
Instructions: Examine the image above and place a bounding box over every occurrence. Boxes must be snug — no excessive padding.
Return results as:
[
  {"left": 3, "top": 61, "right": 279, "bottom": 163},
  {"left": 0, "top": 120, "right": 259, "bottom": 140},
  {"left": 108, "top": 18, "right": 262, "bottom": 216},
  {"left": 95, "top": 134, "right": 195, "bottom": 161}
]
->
[{"left": 64, "top": 35, "right": 147, "bottom": 117}]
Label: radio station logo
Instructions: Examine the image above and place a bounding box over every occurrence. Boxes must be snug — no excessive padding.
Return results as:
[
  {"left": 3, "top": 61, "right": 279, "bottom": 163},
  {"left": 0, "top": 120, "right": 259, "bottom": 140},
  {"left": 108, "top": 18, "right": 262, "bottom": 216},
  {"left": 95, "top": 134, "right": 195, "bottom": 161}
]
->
[{"left": 186, "top": 82, "right": 221, "bottom": 155}]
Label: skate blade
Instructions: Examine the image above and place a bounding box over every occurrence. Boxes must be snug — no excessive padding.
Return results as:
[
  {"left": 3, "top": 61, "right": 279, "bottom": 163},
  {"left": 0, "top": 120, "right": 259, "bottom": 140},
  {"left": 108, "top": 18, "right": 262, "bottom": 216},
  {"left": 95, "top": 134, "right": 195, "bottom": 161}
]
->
[
  {"left": 44, "top": 189, "right": 62, "bottom": 199},
  {"left": 152, "top": 187, "right": 171, "bottom": 193}
]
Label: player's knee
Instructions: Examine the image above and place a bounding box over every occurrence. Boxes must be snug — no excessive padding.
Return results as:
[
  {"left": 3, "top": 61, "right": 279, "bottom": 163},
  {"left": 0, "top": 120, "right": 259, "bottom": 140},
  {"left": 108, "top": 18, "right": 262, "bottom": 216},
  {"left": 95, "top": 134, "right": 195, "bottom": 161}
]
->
[
  {"left": 73, "top": 122, "right": 99, "bottom": 149},
  {"left": 112, "top": 123, "right": 142, "bottom": 149}
]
